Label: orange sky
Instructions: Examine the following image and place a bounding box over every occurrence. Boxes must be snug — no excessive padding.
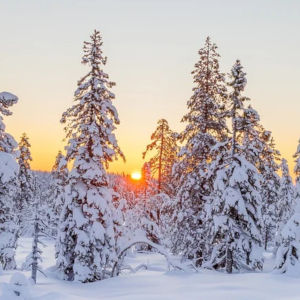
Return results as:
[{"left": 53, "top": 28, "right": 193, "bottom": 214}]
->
[{"left": 1, "top": 0, "right": 299, "bottom": 178}]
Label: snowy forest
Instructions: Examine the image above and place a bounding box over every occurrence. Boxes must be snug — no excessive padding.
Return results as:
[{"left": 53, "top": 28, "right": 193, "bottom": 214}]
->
[{"left": 1, "top": 30, "right": 300, "bottom": 299}]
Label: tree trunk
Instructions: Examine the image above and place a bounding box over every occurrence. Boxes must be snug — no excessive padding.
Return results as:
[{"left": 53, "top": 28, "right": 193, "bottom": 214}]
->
[
  {"left": 158, "top": 124, "right": 164, "bottom": 193},
  {"left": 264, "top": 228, "right": 268, "bottom": 251},
  {"left": 226, "top": 247, "right": 233, "bottom": 274},
  {"left": 31, "top": 215, "right": 39, "bottom": 284}
]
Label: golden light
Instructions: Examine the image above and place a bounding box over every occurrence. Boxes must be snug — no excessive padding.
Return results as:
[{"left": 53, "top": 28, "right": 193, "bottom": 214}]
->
[{"left": 131, "top": 171, "right": 142, "bottom": 181}]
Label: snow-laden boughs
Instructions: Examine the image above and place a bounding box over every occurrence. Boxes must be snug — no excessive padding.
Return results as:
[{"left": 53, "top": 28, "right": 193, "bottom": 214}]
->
[
  {"left": 171, "top": 37, "right": 228, "bottom": 265},
  {"left": 143, "top": 119, "right": 178, "bottom": 194},
  {"left": 274, "top": 203, "right": 300, "bottom": 275},
  {"left": 208, "top": 61, "right": 263, "bottom": 273},
  {"left": 51, "top": 151, "right": 68, "bottom": 228},
  {"left": 16, "top": 133, "right": 34, "bottom": 231},
  {"left": 0, "top": 91, "right": 19, "bottom": 270},
  {"left": 277, "top": 159, "right": 295, "bottom": 233},
  {"left": 294, "top": 139, "right": 300, "bottom": 202},
  {"left": 22, "top": 175, "right": 48, "bottom": 284},
  {"left": 238, "top": 104, "right": 281, "bottom": 250},
  {"left": 274, "top": 141, "right": 300, "bottom": 274},
  {"left": 208, "top": 157, "right": 263, "bottom": 272},
  {"left": 56, "top": 30, "right": 124, "bottom": 282},
  {"left": 258, "top": 130, "right": 281, "bottom": 250}
]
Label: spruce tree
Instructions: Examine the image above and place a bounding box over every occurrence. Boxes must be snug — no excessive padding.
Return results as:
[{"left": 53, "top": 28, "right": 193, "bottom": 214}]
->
[
  {"left": 238, "top": 106, "right": 281, "bottom": 250},
  {"left": 22, "top": 175, "right": 48, "bottom": 284},
  {"left": 0, "top": 91, "right": 19, "bottom": 270},
  {"left": 171, "top": 37, "right": 228, "bottom": 265},
  {"left": 294, "top": 139, "right": 300, "bottom": 202},
  {"left": 16, "top": 133, "right": 33, "bottom": 230},
  {"left": 274, "top": 140, "right": 300, "bottom": 274},
  {"left": 274, "top": 203, "right": 300, "bottom": 274},
  {"left": 56, "top": 30, "right": 124, "bottom": 282},
  {"left": 258, "top": 130, "right": 281, "bottom": 250},
  {"left": 277, "top": 159, "right": 295, "bottom": 233},
  {"left": 208, "top": 61, "right": 263, "bottom": 273},
  {"left": 143, "top": 119, "right": 178, "bottom": 194},
  {"left": 51, "top": 151, "right": 68, "bottom": 228}
]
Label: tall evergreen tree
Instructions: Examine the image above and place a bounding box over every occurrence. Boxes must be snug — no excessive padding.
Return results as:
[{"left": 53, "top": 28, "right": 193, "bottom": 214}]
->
[
  {"left": 16, "top": 133, "right": 33, "bottom": 229},
  {"left": 277, "top": 159, "right": 295, "bottom": 233},
  {"left": 0, "top": 91, "right": 19, "bottom": 270},
  {"left": 171, "top": 37, "right": 228, "bottom": 265},
  {"left": 208, "top": 61, "right": 263, "bottom": 273},
  {"left": 274, "top": 139, "right": 300, "bottom": 274},
  {"left": 56, "top": 30, "right": 124, "bottom": 282},
  {"left": 238, "top": 106, "right": 281, "bottom": 250},
  {"left": 51, "top": 151, "right": 68, "bottom": 226},
  {"left": 143, "top": 119, "right": 178, "bottom": 194},
  {"left": 294, "top": 139, "right": 300, "bottom": 201}
]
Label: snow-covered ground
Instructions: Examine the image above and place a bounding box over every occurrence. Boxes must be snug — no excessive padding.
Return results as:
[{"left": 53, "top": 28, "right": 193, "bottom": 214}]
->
[{"left": 1, "top": 238, "right": 300, "bottom": 300}]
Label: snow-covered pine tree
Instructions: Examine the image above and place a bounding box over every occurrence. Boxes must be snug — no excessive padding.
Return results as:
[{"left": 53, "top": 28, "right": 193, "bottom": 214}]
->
[
  {"left": 274, "top": 202, "right": 300, "bottom": 274},
  {"left": 238, "top": 105, "right": 281, "bottom": 250},
  {"left": 274, "top": 140, "right": 300, "bottom": 274},
  {"left": 22, "top": 175, "right": 48, "bottom": 284},
  {"left": 294, "top": 139, "right": 300, "bottom": 202},
  {"left": 16, "top": 133, "right": 33, "bottom": 230},
  {"left": 171, "top": 37, "right": 228, "bottom": 265},
  {"left": 56, "top": 30, "right": 125, "bottom": 282},
  {"left": 208, "top": 60, "right": 263, "bottom": 273},
  {"left": 51, "top": 151, "right": 68, "bottom": 229},
  {"left": 277, "top": 159, "right": 295, "bottom": 233},
  {"left": 0, "top": 91, "right": 19, "bottom": 270},
  {"left": 135, "top": 162, "right": 161, "bottom": 249},
  {"left": 143, "top": 119, "right": 178, "bottom": 194},
  {"left": 258, "top": 130, "right": 281, "bottom": 250}
]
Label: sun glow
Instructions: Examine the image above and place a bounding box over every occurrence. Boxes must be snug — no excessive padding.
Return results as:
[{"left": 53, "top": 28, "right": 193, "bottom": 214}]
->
[{"left": 131, "top": 171, "right": 142, "bottom": 181}]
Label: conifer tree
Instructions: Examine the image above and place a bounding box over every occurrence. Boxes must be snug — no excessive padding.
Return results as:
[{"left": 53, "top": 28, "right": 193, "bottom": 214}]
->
[
  {"left": 143, "top": 119, "right": 178, "bottom": 194},
  {"left": 274, "top": 140, "right": 300, "bottom": 274},
  {"left": 238, "top": 106, "right": 281, "bottom": 250},
  {"left": 56, "top": 30, "right": 124, "bottom": 282},
  {"left": 16, "top": 133, "right": 33, "bottom": 229},
  {"left": 135, "top": 162, "right": 161, "bottom": 248},
  {"left": 22, "top": 175, "right": 48, "bottom": 284},
  {"left": 274, "top": 202, "right": 300, "bottom": 274},
  {"left": 277, "top": 159, "right": 295, "bottom": 232},
  {"left": 294, "top": 139, "right": 300, "bottom": 201},
  {"left": 51, "top": 151, "right": 68, "bottom": 227},
  {"left": 208, "top": 61, "right": 263, "bottom": 273},
  {"left": 258, "top": 130, "right": 281, "bottom": 250},
  {"left": 171, "top": 37, "right": 228, "bottom": 265},
  {"left": 0, "top": 91, "right": 19, "bottom": 270}
]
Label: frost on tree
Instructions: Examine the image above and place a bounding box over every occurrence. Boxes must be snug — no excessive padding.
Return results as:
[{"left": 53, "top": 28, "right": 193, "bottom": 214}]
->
[
  {"left": 143, "top": 119, "right": 178, "bottom": 194},
  {"left": 136, "top": 163, "right": 163, "bottom": 249},
  {"left": 22, "top": 175, "right": 50, "bottom": 284},
  {"left": 56, "top": 30, "right": 125, "bottom": 282},
  {"left": 16, "top": 133, "right": 33, "bottom": 230},
  {"left": 277, "top": 159, "right": 295, "bottom": 235},
  {"left": 238, "top": 104, "right": 281, "bottom": 250},
  {"left": 257, "top": 130, "right": 281, "bottom": 250},
  {"left": 208, "top": 61, "right": 263, "bottom": 273},
  {"left": 51, "top": 151, "right": 68, "bottom": 234},
  {"left": 171, "top": 37, "right": 228, "bottom": 266},
  {"left": 274, "top": 140, "right": 300, "bottom": 274},
  {"left": 0, "top": 91, "right": 19, "bottom": 270},
  {"left": 274, "top": 203, "right": 300, "bottom": 275},
  {"left": 294, "top": 139, "right": 300, "bottom": 202}
]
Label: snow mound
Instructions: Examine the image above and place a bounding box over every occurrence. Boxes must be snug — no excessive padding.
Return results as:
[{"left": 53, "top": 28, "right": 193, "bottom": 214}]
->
[{"left": 0, "top": 272, "right": 31, "bottom": 300}]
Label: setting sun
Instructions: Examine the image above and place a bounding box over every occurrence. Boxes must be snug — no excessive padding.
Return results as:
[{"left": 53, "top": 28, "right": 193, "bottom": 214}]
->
[{"left": 131, "top": 171, "right": 142, "bottom": 181}]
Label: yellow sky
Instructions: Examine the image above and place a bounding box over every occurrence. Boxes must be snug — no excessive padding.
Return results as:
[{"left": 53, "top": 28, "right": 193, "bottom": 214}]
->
[{"left": 1, "top": 0, "right": 299, "bottom": 178}]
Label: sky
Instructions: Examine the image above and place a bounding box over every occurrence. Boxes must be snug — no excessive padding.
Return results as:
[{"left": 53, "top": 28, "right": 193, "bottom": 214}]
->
[{"left": 1, "top": 0, "right": 299, "bottom": 176}]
